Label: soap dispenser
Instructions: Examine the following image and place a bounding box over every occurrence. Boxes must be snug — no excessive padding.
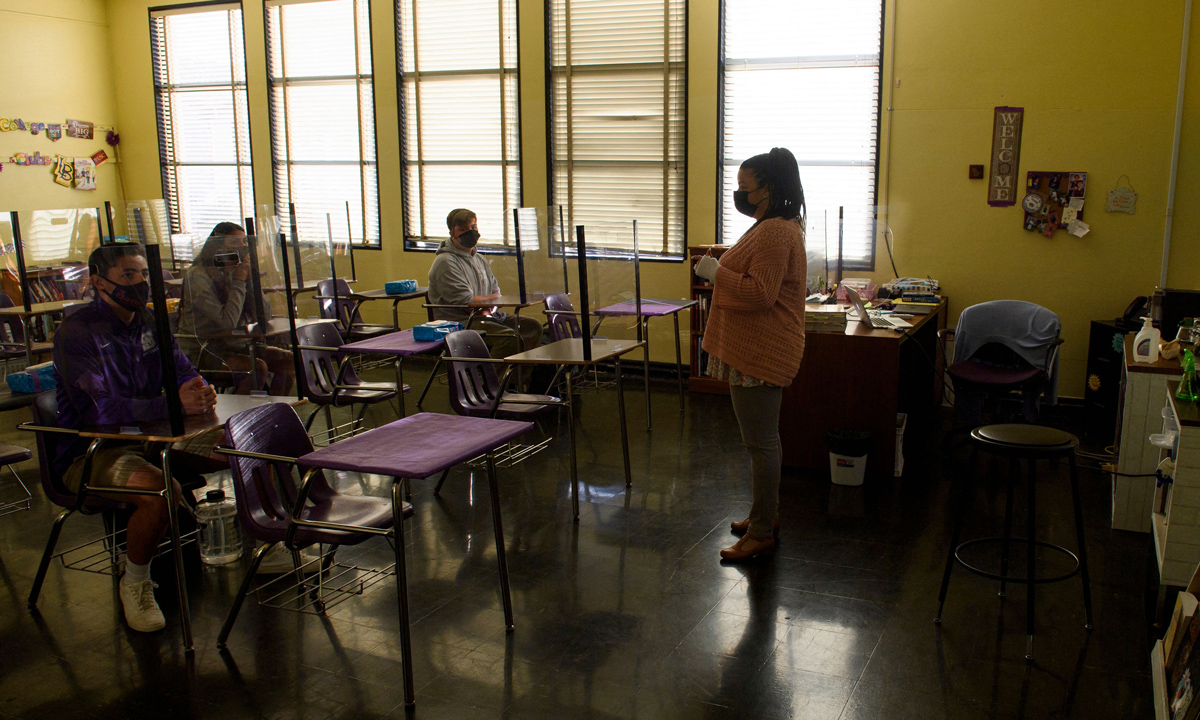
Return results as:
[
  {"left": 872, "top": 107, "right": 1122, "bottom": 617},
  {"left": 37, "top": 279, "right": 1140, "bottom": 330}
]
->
[{"left": 1134, "top": 316, "right": 1161, "bottom": 363}]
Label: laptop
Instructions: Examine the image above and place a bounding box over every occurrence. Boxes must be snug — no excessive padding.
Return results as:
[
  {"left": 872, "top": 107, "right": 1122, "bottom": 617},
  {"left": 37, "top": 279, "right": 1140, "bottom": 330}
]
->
[{"left": 844, "top": 285, "right": 912, "bottom": 330}]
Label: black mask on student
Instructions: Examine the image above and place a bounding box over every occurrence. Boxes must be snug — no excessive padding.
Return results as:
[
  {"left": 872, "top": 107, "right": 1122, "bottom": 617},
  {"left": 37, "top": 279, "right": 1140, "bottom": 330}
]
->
[
  {"left": 99, "top": 277, "right": 150, "bottom": 312},
  {"left": 457, "top": 229, "right": 480, "bottom": 248},
  {"left": 733, "top": 188, "right": 762, "bottom": 218}
]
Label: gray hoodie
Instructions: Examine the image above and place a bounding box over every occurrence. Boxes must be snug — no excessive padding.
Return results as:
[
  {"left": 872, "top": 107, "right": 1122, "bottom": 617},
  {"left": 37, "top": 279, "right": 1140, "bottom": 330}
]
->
[{"left": 427, "top": 240, "right": 501, "bottom": 322}]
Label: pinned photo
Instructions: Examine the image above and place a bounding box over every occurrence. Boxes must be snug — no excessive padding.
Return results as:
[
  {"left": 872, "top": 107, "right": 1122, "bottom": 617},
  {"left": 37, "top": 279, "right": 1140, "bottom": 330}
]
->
[{"left": 1068, "top": 172, "right": 1087, "bottom": 198}]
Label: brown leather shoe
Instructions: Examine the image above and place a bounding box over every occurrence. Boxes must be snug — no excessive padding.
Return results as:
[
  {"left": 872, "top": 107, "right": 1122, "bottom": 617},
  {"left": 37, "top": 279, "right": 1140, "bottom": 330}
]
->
[
  {"left": 730, "top": 518, "right": 780, "bottom": 539},
  {"left": 719, "top": 534, "right": 776, "bottom": 561}
]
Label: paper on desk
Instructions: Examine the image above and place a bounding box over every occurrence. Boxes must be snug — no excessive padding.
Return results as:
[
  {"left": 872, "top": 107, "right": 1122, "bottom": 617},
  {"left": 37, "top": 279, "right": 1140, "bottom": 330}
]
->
[{"left": 1067, "top": 220, "right": 1090, "bottom": 237}]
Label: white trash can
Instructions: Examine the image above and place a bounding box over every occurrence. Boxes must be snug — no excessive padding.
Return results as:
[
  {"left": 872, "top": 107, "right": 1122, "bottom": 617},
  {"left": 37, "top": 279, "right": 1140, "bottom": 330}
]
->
[{"left": 827, "top": 430, "right": 871, "bottom": 486}]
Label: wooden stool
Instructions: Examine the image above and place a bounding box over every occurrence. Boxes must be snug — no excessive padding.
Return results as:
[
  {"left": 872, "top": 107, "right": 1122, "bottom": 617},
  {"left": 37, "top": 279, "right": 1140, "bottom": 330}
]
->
[{"left": 934, "top": 424, "right": 1094, "bottom": 660}]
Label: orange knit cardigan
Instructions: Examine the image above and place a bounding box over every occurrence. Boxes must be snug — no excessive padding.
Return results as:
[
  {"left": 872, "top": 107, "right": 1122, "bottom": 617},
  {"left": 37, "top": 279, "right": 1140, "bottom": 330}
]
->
[{"left": 701, "top": 217, "right": 807, "bottom": 387}]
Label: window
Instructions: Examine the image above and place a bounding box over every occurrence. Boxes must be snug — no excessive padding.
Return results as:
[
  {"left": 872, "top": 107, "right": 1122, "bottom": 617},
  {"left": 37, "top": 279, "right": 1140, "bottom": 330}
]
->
[
  {"left": 397, "top": 0, "right": 520, "bottom": 251},
  {"left": 720, "top": 0, "right": 883, "bottom": 268},
  {"left": 548, "top": 0, "right": 686, "bottom": 259},
  {"left": 151, "top": 3, "right": 254, "bottom": 238},
  {"left": 265, "top": 0, "right": 379, "bottom": 246}
]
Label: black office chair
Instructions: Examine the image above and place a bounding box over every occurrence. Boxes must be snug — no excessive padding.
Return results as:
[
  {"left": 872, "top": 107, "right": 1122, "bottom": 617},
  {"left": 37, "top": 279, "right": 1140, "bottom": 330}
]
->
[{"left": 940, "top": 300, "right": 1063, "bottom": 427}]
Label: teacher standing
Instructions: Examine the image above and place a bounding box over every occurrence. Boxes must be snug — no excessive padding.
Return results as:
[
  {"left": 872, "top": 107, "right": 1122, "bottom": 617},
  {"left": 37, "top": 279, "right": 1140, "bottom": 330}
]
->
[{"left": 694, "top": 147, "right": 807, "bottom": 562}]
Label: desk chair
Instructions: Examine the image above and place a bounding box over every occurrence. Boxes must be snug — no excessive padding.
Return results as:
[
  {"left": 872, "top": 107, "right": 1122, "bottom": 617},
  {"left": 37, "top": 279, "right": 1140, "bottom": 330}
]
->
[
  {"left": 0, "top": 294, "right": 52, "bottom": 377},
  {"left": 22, "top": 392, "right": 203, "bottom": 613},
  {"left": 215, "top": 402, "right": 531, "bottom": 707},
  {"left": 940, "top": 300, "right": 1063, "bottom": 427},
  {"left": 214, "top": 402, "right": 402, "bottom": 646},
  {"left": 316, "top": 279, "right": 391, "bottom": 342},
  {"left": 434, "top": 329, "right": 559, "bottom": 493},
  {"left": 295, "top": 322, "right": 405, "bottom": 443},
  {"left": 542, "top": 292, "right": 608, "bottom": 396}
]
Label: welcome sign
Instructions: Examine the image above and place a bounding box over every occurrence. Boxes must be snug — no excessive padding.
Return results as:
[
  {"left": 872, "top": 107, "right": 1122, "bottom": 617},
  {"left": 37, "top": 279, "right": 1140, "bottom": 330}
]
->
[{"left": 987, "top": 106, "right": 1023, "bottom": 207}]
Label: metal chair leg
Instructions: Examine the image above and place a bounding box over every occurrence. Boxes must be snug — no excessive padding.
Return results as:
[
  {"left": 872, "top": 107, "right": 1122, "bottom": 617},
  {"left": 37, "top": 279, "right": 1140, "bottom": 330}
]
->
[
  {"left": 0, "top": 463, "right": 32, "bottom": 515},
  {"left": 936, "top": 448, "right": 978, "bottom": 624},
  {"left": 616, "top": 358, "right": 631, "bottom": 487},
  {"left": 392, "top": 480, "right": 416, "bottom": 706},
  {"left": 1025, "top": 457, "right": 1037, "bottom": 661},
  {"left": 217, "top": 541, "right": 276, "bottom": 648},
  {"left": 998, "top": 456, "right": 1017, "bottom": 598},
  {"left": 29, "top": 508, "right": 73, "bottom": 608},
  {"left": 1068, "top": 453, "right": 1094, "bottom": 630},
  {"left": 433, "top": 467, "right": 452, "bottom": 496},
  {"left": 416, "top": 357, "right": 443, "bottom": 408},
  {"left": 486, "top": 453, "right": 514, "bottom": 632}
]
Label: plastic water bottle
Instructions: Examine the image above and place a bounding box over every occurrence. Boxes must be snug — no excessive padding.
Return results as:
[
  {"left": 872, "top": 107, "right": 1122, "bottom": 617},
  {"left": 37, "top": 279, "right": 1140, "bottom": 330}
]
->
[
  {"left": 196, "top": 489, "right": 242, "bottom": 565},
  {"left": 1179, "top": 349, "right": 1199, "bottom": 403}
]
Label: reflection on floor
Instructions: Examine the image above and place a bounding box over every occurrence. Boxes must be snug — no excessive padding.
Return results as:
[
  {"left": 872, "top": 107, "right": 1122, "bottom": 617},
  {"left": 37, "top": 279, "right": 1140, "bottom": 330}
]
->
[{"left": 0, "top": 368, "right": 1154, "bottom": 719}]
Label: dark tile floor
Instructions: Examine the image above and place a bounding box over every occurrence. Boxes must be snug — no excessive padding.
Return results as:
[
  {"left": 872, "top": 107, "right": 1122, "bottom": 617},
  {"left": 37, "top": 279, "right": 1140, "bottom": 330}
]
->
[{"left": 0, "top": 367, "right": 1156, "bottom": 719}]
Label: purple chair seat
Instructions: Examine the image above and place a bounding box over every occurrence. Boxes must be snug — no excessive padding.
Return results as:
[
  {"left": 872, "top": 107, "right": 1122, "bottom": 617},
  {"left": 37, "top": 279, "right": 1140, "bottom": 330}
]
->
[
  {"left": 947, "top": 360, "right": 1042, "bottom": 388},
  {"left": 0, "top": 443, "right": 31, "bottom": 465}
]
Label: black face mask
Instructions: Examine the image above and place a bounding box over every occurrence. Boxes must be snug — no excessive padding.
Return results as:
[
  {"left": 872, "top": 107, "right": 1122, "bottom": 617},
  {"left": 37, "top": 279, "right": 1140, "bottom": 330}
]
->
[
  {"left": 458, "top": 229, "right": 480, "bottom": 248},
  {"left": 733, "top": 188, "right": 762, "bottom": 218},
  {"left": 99, "top": 277, "right": 150, "bottom": 312}
]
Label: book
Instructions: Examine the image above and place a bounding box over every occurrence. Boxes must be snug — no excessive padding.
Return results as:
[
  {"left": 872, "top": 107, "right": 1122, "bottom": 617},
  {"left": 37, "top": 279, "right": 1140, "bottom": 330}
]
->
[
  {"left": 1171, "top": 614, "right": 1200, "bottom": 697},
  {"left": 1168, "top": 593, "right": 1200, "bottom": 671}
]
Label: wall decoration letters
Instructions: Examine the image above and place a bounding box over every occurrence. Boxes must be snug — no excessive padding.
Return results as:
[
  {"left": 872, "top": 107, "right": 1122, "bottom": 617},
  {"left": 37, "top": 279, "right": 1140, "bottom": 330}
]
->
[
  {"left": 987, "top": 106, "right": 1024, "bottom": 207},
  {"left": 53, "top": 156, "right": 74, "bottom": 187}
]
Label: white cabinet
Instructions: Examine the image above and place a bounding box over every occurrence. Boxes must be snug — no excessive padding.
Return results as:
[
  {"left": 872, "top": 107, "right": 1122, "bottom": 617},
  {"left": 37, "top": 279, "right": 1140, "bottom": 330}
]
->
[
  {"left": 1153, "top": 382, "right": 1200, "bottom": 587},
  {"left": 1114, "top": 337, "right": 1180, "bottom": 532}
]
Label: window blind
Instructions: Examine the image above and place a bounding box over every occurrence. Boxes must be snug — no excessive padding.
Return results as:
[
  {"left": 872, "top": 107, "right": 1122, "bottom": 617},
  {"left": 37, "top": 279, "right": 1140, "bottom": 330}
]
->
[
  {"left": 721, "top": 0, "right": 882, "bottom": 269},
  {"left": 151, "top": 3, "right": 255, "bottom": 240},
  {"left": 397, "top": 0, "right": 520, "bottom": 251},
  {"left": 265, "top": 0, "right": 380, "bottom": 246},
  {"left": 548, "top": 0, "right": 686, "bottom": 259}
]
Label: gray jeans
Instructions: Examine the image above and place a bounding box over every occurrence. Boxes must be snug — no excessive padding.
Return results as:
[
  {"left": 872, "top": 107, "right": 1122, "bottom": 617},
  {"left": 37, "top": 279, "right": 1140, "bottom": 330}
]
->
[{"left": 729, "top": 383, "right": 783, "bottom": 538}]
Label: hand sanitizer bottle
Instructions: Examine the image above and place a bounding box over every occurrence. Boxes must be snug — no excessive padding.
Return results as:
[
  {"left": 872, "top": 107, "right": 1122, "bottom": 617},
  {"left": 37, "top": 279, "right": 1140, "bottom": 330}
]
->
[{"left": 1134, "top": 316, "right": 1161, "bottom": 363}]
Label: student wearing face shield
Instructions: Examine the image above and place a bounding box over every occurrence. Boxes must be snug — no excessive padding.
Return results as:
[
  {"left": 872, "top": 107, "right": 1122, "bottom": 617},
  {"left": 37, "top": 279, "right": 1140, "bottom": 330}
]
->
[
  {"left": 426, "top": 208, "right": 543, "bottom": 374},
  {"left": 177, "top": 222, "right": 294, "bottom": 396}
]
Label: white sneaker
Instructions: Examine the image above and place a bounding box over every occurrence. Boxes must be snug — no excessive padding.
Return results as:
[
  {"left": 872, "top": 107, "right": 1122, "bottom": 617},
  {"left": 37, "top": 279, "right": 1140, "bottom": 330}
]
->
[
  {"left": 256, "top": 544, "right": 323, "bottom": 574},
  {"left": 119, "top": 577, "right": 166, "bottom": 632}
]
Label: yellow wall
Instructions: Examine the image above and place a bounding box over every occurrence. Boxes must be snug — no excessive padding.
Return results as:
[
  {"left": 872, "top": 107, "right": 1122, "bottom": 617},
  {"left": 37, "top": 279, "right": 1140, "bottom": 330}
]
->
[
  {"left": 26, "top": 0, "right": 1200, "bottom": 395},
  {"left": 0, "top": 0, "right": 124, "bottom": 221}
]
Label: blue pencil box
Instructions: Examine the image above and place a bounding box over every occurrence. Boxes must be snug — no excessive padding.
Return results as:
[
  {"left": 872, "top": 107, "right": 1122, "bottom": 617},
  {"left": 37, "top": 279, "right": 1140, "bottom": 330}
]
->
[
  {"left": 412, "top": 320, "right": 462, "bottom": 341},
  {"left": 385, "top": 279, "right": 419, "bottom": 295},
  {"left": 7, "top": 361, "right": 56, "bottom": 393}
]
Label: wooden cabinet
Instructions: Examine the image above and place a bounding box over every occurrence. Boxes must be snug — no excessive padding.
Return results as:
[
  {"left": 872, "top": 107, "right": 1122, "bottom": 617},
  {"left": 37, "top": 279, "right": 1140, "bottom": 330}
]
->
[{"left": 687, "top": 245, "right": 729, "bottom": 394}]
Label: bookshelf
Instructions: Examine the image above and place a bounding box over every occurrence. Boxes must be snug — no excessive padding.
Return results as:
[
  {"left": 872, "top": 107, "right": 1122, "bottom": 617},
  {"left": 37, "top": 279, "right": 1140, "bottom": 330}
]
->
[
  {"left": 1, "top": 266, "right": 88, "bottom": 305},
  {"left": 687, "top": 244, "right": 729, "bottom": 394}
]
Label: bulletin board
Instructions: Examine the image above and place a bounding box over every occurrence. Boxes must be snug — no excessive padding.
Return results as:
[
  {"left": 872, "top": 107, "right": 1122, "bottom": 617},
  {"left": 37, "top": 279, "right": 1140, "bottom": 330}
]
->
[{"left": 1021, "top": 171, "right": 1088, "bottom": 238}]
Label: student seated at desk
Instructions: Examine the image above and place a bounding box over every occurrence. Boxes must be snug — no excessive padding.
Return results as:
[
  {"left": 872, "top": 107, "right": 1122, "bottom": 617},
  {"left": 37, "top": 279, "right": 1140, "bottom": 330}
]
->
[
  {"left": 427, "top": 208, "right": 543, "bottom": 361},
  {"left": 177, "top": 222, "right": 294, "bottom": 395},
  {"left": 53, "top": 244, "right": 223, "bottom": 633}
]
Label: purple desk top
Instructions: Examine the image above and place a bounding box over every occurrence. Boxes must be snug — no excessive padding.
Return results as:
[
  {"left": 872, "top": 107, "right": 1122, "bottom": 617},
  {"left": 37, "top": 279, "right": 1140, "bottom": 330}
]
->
[
  {"left": 593, "top": 298, "right": 697, "bottom": 317},
  {"left": 340, "top": 329, "right": 443, "bottom": 356},
  {"left": 299, "top": 412, "right": 533, "bottom": 478}
]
